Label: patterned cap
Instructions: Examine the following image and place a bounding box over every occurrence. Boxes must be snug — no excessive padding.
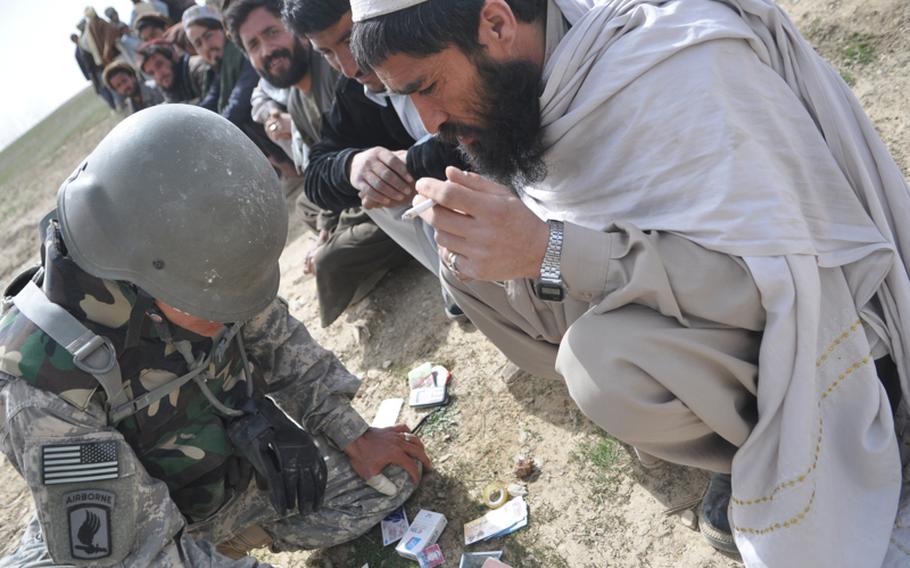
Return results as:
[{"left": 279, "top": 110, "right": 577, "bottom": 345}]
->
[
  {"left": 182, "top": 4, "right": 223, "bottom": 28},
  {"left": 350, "top": 0, "right": 429, "bottom": 22}
]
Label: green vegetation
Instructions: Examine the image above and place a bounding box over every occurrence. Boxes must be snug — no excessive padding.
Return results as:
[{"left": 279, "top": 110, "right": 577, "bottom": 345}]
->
[
  {"left": 570, "top": 434, "right": 628, "bottom": 503},
  {"left": 0, "top": 88, "right": 109, "bottom": 190},
  {"left": 837, "top": 32, "right": 878, "bottom": 86},
  {"left": 415, "top": 400, "right": 461, "bottom": 438},
  {"left": 841, "top": 33, "right": 876, "bottom": 67}
]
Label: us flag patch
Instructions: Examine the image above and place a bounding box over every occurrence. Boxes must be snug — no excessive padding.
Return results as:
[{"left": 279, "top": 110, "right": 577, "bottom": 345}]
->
[{"left": 42, "top": 442, "right": 119, "bottom": 485}]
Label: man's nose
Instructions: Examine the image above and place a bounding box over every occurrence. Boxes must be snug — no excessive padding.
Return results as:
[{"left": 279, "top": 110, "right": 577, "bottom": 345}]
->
[
  {"left": 412, "top": 98, "right": 448, "bottom": 134},
  {"left": 338, "top": 52, "right": 361, "bottom": 80}
]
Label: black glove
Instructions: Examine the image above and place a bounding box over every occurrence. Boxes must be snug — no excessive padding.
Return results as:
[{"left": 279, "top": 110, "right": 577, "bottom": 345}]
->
[{"left": 227, "top": 397, "right": 327, "bottom": 516}]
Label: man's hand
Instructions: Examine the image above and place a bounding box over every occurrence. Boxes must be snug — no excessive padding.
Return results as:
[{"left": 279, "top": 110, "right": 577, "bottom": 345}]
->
[
  {"left": 265, "top": 109, "right": 292, "bottom": 142},
  {"left": 302, "top": 229, "right": 329, "bottom": 275},
  {"left": 414, "top": 167, "right": 549, "bottom": 282},
  {"left": 348, "top": 147, "right": 415, "bottom": 209},
  {"left": 344, "top": 425, "right": 431, "bottom": 483}
]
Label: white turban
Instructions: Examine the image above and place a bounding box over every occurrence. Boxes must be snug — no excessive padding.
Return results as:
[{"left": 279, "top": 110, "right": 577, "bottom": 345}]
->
[{"left": 350, "top": 0, "right": 429, "bottom": 22}]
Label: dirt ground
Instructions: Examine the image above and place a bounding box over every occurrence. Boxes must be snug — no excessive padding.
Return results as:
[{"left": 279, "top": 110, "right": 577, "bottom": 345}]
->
[{"left": 0, "top": 1, "right": 908, "bottom": 566}]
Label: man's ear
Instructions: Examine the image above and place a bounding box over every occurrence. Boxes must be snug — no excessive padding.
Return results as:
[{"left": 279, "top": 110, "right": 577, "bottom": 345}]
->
[{"left": 476, "top": 0, "right": 519, "bottom": 60}]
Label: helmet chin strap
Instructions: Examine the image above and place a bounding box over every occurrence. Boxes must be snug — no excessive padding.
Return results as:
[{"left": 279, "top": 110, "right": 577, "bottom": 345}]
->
[
  {"left": 125, "top": 286, "right": 249, "bottom": 418},
  {"left": 122, "top": 287, "right": 155, "bottom": 352},
  {"left": 151, "top": 308, "right": 247, "bottom": 418}
]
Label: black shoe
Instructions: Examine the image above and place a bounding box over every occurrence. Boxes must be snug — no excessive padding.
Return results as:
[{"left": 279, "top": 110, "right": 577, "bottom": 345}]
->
[
  {"left": 698, "top": 473, "right": 740, "bottom": 555},
  {"left": 444, "top": 302, "right": 465, "bottom": 320},
  {"left": 442, "top": 289, "right": 467, "bottom": 321}
]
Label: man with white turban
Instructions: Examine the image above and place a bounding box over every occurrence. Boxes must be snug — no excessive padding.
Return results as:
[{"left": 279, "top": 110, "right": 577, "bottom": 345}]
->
[{"left": 350, "top": 0, "right": 910, "bottom": 565}]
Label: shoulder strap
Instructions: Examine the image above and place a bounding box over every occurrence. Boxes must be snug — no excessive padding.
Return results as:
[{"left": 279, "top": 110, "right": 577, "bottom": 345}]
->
[
  {"left": 12, "top": 280, "right": 128, "bottom": 412},
  {"left": 12, "top": 280, "right": 247, "bottom": 424}
]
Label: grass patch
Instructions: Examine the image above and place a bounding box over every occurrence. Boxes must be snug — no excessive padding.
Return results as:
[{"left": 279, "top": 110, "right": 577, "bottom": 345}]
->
[
  {"left": 0, "top": 88, "right": 108, "bottom": 188},
  {"left": 414, "top": 399, "right": 461, "bottom": 438},
  {"left": 570, "top": 434, "right": 629, "bottom": 504},
  {"left": 841, "top": 33, "right": 876, "bottom": 67},
  {"left": 0, "top": 88, "right": 113, "bottom": 222}
]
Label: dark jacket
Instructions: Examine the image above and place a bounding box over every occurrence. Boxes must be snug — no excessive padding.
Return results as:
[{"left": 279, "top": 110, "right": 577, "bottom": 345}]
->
[
  {"left": 161, "top": 54, "right": 209, "bottom": 104},
  {"left": 304, "top": 77, "right": 466, "bottom": 213},
  {"left": 198, "top": 41, "right": 258, "bottom": 126},
  {"left": 199, "top": 43, "right": 285, "bottom": 163},
  {"left": 74, "top": 46, "right": 94, "bottom": 81}
]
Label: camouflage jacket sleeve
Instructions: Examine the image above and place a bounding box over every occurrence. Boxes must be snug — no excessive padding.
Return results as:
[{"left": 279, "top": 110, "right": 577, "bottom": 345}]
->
[
  {"left": 242, "top": 297, "right": 369, "bottom": 451},
  {"left": 0, "top": 374, "right": 270, "bottom": 567}
]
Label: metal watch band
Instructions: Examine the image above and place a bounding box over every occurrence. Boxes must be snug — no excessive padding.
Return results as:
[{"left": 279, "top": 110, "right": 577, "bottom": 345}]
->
[{"left": 539, "top": 220, "right": 565, "bottom": 282}]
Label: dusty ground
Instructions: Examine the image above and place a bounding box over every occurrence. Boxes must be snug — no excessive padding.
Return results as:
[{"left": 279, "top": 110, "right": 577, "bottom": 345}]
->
[{"left": 0, "top": 1, "right": 908, "bottom": 566}]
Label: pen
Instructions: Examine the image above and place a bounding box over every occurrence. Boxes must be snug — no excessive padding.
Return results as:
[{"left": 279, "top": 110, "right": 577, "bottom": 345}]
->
[{"left": 401, "top": 199, "right": 435, "bottom": 220}]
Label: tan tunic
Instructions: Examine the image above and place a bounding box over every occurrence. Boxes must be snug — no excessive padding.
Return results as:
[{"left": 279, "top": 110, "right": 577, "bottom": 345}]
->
[{"left": 444, "top": 221, "right": 764, "bottom": 473}]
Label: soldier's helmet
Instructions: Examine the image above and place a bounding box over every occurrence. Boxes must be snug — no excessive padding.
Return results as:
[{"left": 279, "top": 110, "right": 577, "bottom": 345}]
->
[{"left": 57, "top": 104, "right": 288, "bottom": 322}]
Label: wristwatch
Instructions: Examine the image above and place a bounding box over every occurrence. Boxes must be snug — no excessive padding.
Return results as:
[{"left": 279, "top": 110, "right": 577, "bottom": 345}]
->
[{"left": 534, "top": 220, "right": 565, "bottom": 302}]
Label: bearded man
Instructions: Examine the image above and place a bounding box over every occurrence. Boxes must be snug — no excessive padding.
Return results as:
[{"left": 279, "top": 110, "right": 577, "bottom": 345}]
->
[
  {"left": 225, "top": 0, "right": 413, "bottom": 328},
  {"left": 102, "top": 61, "right": 164, "bottom": 114},
  {"left": 139, "top": 41, "right": 209, "bottom": 103},
  {"left": 351, "top": 0, "right": 910, "bottom": 565},
  {"left": 182, "top": 5, "right": 288, "bottom": 170},
  {"left": 282, "top": 0, "right": 467, "bottom": 319}
]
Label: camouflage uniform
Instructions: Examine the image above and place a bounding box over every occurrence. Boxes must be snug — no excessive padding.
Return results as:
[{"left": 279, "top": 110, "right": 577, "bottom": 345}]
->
[{"left": 0, "top": 228, "right": 415, "bottom": 567}]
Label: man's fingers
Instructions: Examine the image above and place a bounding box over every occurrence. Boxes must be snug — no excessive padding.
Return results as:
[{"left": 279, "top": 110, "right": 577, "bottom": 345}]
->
[
  {"left": 395, "top": 448, "right": 422, "bottom": 482},
  {"left": 433, "top": 227, "right": 471, "bottom": 253},
  {"left": 390, "top": 424, "right": 412, "bottom": 433},
  {"left": 438, "top": 245, "right": 475, "bottom": 282},
  {"left": 359, "top": 189, "right": 392, "bottom": 208},
  {"left": 420, "top": 204, "right": 474, "bottom": 239},
  {"left": 401, "top": 439, "right": 433, "bottom": 472},
  {"left": 372, "top": 162, "right": 414, "bottom": 196},
  {"left": 378, "top": 149, "right": 415, "bottom": 184},
  {"left": 363, "top": 170, "right": 410, "bottom": 201},
  {"left": 360, "top": 194, "right": 386, "bottom": 209},
  {"left": 415, "top": 177, "right": 483, "bottom": 216},
  {"left": 396, "top": 429, "right": 432, "bottom": 472}
]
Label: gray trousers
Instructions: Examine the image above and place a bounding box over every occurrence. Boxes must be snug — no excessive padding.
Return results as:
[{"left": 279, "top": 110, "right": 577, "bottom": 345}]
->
[
  {"left": 296, "top": 196, "right": 413, "bottom": 327},
  {"left": 391, "top": 218, "right": 766, "bottom": 474},
  {"left": 365, "top": 205, "right": 440, "bottom": 275}
]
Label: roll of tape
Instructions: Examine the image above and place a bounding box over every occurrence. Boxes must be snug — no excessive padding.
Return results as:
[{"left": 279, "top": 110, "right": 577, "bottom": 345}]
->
[{"left": 483, "top": 482, "right": 509, "bottom": 509}]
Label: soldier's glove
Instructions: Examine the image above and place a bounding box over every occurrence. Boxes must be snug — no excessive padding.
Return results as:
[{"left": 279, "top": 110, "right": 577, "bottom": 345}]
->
[{"left": 227, "top": 397, "right": 327, "bottom": 516}]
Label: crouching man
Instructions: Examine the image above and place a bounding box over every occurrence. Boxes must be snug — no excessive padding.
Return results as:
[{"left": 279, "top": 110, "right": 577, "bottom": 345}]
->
[{"left": 0, "top": 104, "right": 429, "bottom": 567}]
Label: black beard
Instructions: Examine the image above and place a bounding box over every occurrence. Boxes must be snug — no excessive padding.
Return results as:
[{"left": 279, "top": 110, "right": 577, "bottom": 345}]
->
[
  {"left": 259, "top": 38, "right": 310, "bottom": 88},
  {"left": 437, "top": 56, "right": 546, "bottom": 187}
]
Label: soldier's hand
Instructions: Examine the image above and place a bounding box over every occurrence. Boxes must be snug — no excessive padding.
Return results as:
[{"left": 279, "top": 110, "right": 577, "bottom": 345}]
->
[
  {"left": 349, "top": 147, "right": 415, "bottom": 209},
  {"left": 228, "top": 398, "right": 327, "bottom": 516},
  {"left": 302, "top": 229, "right": 329, "bottom": 275},
  {"left": 344, "top": 425, "right": 432, "bottom": 484}
]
